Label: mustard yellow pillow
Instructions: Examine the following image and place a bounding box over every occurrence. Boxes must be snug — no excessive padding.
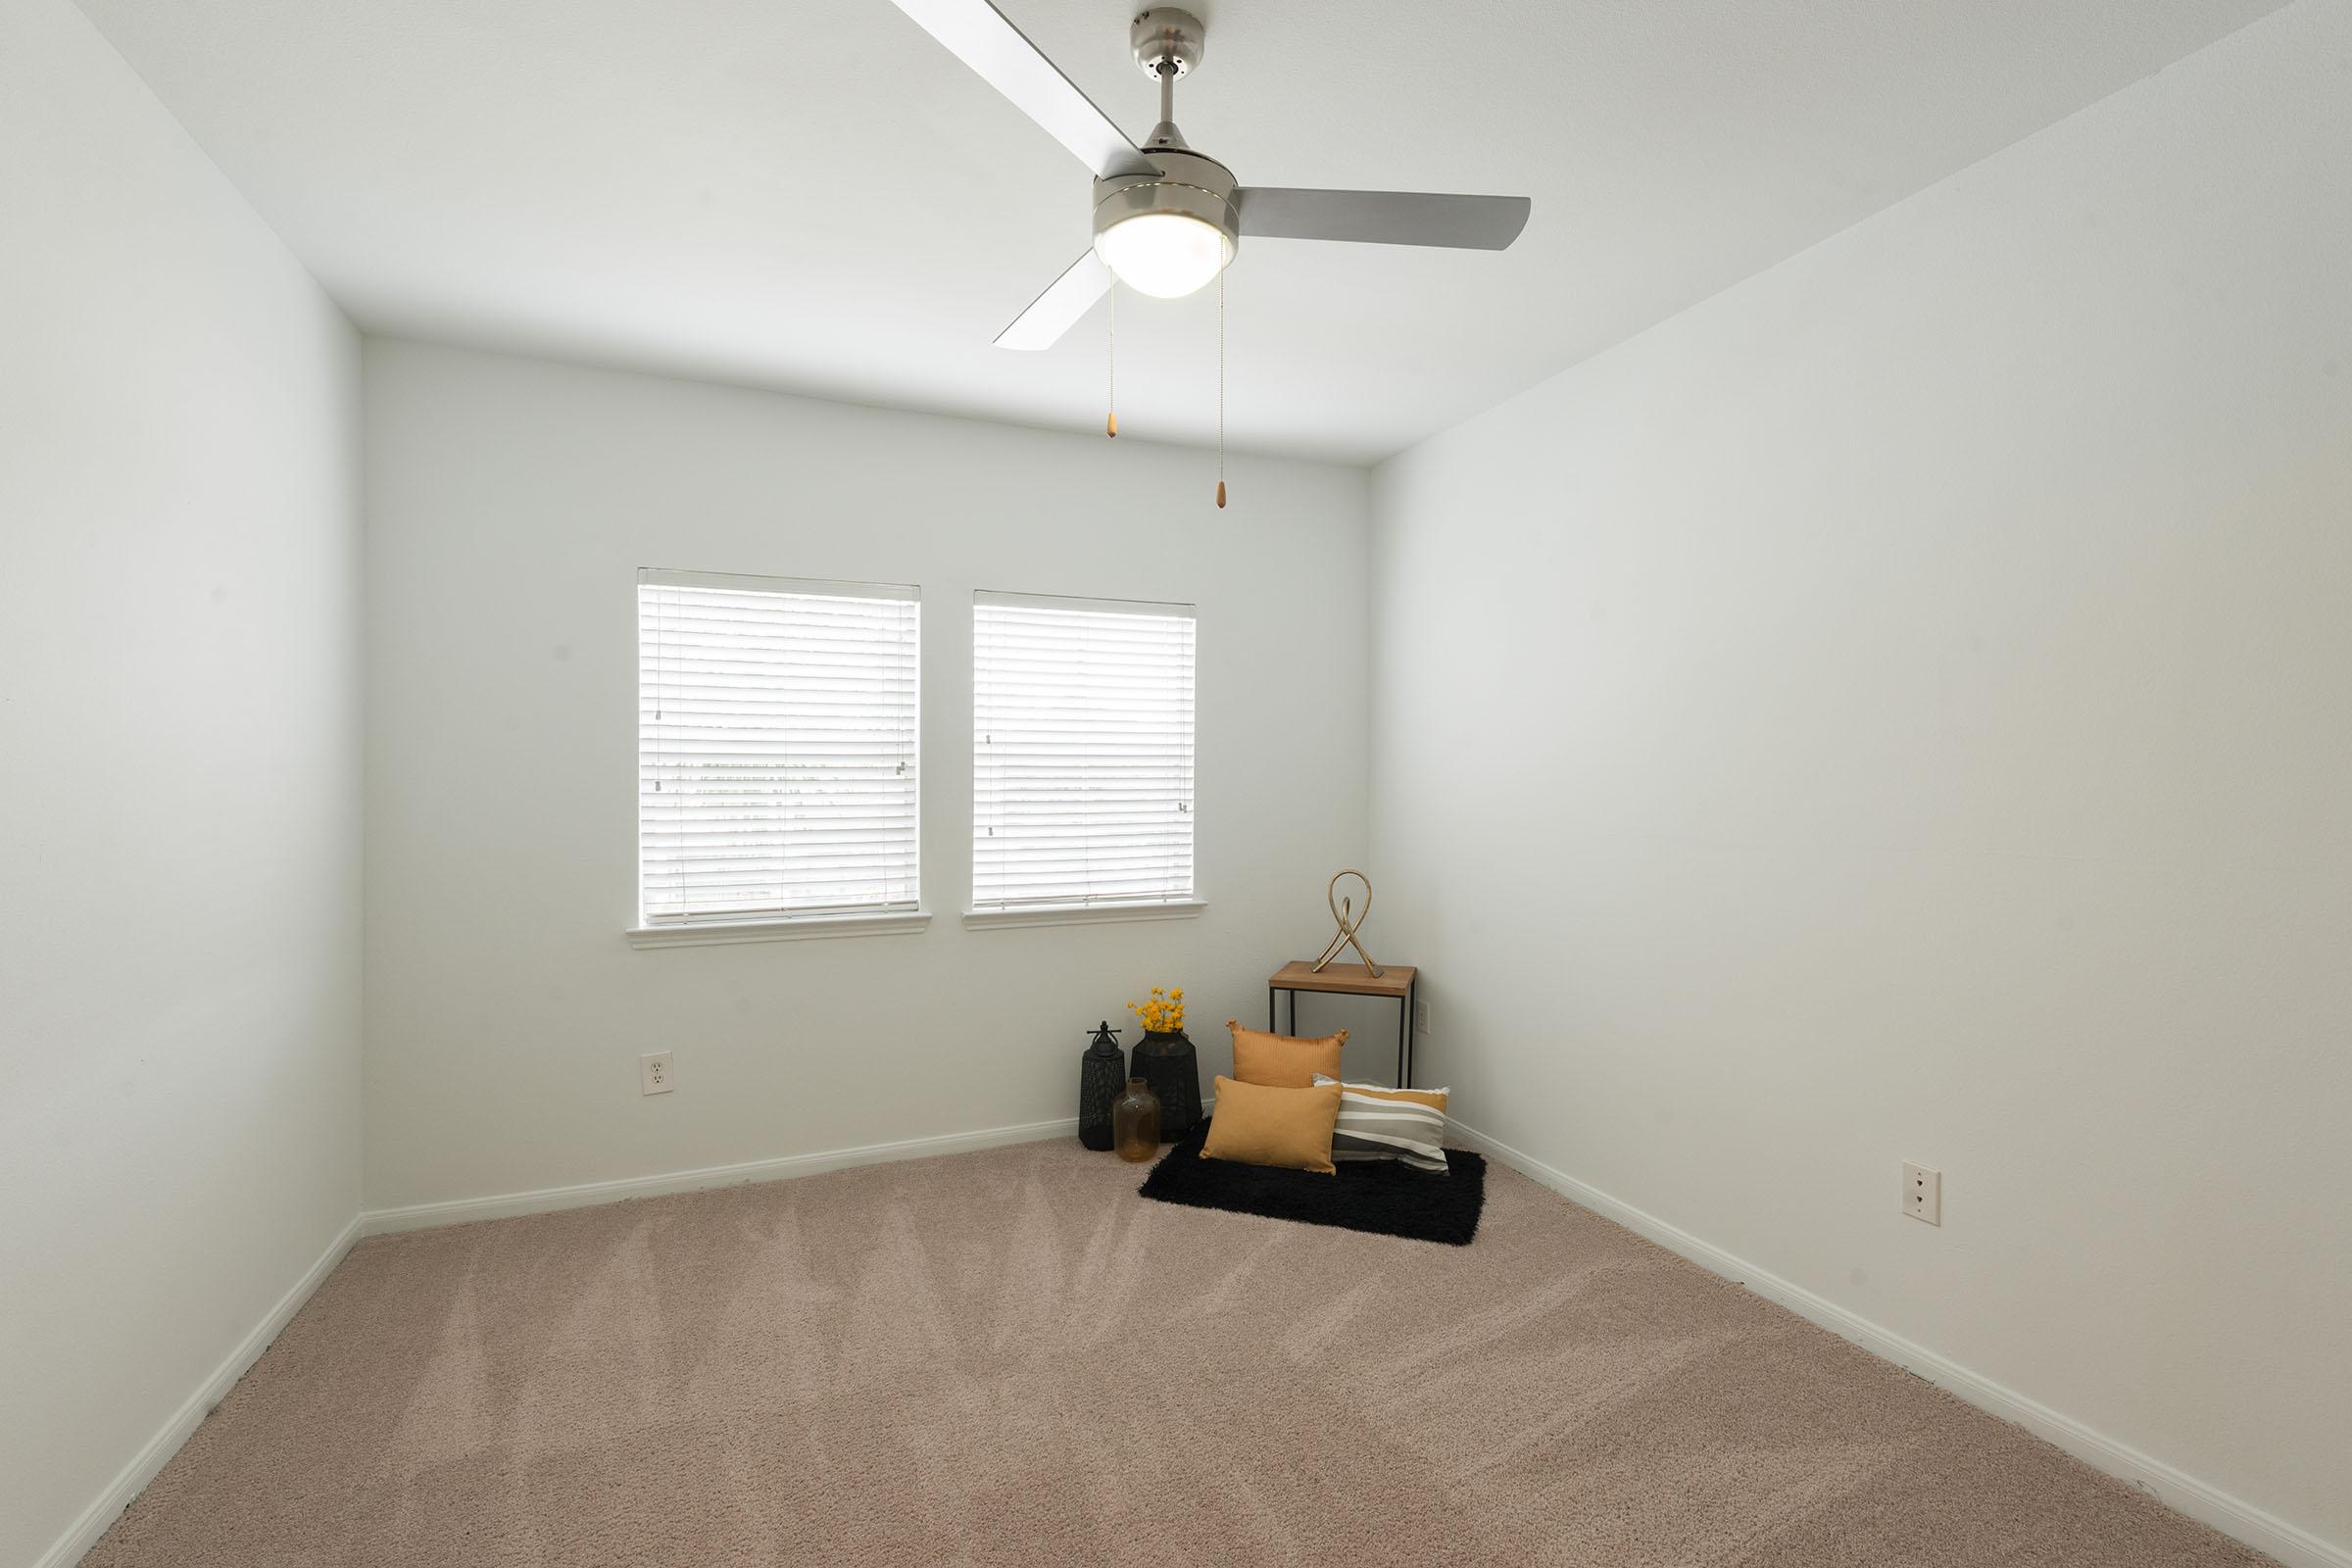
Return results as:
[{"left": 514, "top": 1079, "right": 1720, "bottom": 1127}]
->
[
  {"left": 1200, "top": 1077, "right": 1343, "bottom": 1174},
  {"left": 1227, "top": 1020, "right": 1348, "bottom": 1088}
]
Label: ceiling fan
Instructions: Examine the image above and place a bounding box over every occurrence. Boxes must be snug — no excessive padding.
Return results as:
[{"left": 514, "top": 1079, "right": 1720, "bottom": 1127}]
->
[{"left": 885, "top": 1, "right": 1533, "bottom": 350}]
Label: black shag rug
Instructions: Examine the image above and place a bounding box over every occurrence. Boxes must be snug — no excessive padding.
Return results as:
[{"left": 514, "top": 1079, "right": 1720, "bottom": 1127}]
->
[{"left": 1138, "top": 1120, "right": 1486, "bottom": 1246}]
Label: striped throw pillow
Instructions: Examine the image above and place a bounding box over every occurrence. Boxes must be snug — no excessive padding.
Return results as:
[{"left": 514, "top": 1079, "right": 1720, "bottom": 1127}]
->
[{"left": 1313, "top": 1076, "right": 1450, "bottom": 1174}]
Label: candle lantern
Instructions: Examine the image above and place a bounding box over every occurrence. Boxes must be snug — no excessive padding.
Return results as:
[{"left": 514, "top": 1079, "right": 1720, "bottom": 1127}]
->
[{"left": 1077, "top": 1020, "right": 1127, "bottom": 1151}]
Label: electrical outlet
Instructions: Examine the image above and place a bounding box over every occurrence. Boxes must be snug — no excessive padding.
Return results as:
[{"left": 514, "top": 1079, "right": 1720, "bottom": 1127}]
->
[
  {"left": 1414, "top": 999, "right": 1432, "bottom": 1034},
  {"left": 1903, "top": 1161, "right": 1940, "bottom": 1225},
  {"left": 641, "top": 1051, "right": 673, "bottom": 1096}
]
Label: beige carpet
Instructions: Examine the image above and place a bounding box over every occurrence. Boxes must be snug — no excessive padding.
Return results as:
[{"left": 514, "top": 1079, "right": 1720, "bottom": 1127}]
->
[{"left": 86, "top": 1139, "right": 2272, "bottom": 1566}]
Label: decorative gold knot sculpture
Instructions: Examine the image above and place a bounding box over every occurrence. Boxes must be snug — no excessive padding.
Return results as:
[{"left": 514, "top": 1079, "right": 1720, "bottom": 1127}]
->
[{"left": 1310, "top": 869, "right": 1384, "bottom": 977}]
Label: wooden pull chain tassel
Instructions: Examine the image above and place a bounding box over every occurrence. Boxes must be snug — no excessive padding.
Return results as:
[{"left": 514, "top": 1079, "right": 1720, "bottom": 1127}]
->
[{"left": 1213, "top": 266, "right": 1227, "bottom": 506}]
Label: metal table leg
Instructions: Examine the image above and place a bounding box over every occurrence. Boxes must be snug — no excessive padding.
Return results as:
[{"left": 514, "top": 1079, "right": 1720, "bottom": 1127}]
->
[
  {"left": 1396, "top": 987, "right": 1407, "bottom": 1088},
  {"left": 1403, "top": 975, "right": 1416, "bottom": 1088}
]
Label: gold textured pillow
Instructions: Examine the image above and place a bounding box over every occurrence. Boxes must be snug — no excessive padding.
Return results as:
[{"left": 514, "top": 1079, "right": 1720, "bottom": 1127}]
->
[
  {"left": 1200, "top": 1077, "right": 1343, "bottom": 1174},
  {"left": 1227, "top": 1020, "right": 1348, "bottom": 1088}
]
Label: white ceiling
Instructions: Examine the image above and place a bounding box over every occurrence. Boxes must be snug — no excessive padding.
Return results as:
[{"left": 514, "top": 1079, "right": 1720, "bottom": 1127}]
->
[{"left": 77, "top": 0, "right": 2281, "bottom": 464}]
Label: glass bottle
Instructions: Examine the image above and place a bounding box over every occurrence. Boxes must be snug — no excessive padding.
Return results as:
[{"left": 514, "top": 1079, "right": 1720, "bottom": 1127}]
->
[{"left": 1112, "top": 1076, "right": 1161, "bottom": 1162}]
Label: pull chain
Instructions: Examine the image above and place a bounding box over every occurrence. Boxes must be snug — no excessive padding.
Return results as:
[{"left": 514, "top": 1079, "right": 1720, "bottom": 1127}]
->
[
  {"left": 1214, "top": 266, "right": 1227, "bottom": 507},
  {"left": 1105, "top": 281, "right": 1118, "bottom": 438},
  {"left": 652, "top": 585, "right": 663, "bottom": 791}
]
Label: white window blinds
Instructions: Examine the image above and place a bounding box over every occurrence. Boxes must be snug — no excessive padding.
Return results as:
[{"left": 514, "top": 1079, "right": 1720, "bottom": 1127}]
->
[
  {"left": 973, "top": 591, "right": 1196, "bottom": 911},
  {"left": 638, "top": 569, "right": 919, "bottom": 926}
]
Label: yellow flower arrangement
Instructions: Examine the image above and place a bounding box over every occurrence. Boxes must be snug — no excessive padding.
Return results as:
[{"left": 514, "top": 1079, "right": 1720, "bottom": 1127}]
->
[{"left": 1126, "top": 985, "right": 1186, "bottom": 1035}]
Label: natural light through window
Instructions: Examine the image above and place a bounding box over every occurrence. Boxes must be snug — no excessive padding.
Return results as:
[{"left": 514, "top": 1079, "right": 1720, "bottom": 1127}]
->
[
  {"left": 637, "top": 569, "right": 919, "bottom": 930},
  {"left": 972, "top": 591, "right": 1196, "bottom": 913}
]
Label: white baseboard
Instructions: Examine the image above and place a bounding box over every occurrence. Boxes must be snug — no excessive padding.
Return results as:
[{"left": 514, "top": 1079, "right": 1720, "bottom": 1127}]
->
[
  {"left": 89, "top": 1116, "right": 2313, "bottom": 1568},
  {"left": 1446, "top": 1118, "right": 2348, "bottom": 1568},
  {"left": 360, "top": 1114, "right": 1080, "bottom": 1236},
  {"left": 35, "top": 1214, "right": 364, "bottom": 1568}
]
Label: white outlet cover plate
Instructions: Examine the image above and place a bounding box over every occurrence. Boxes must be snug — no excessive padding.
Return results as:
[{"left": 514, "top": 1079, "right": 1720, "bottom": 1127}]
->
[
  {"left": 641, "top": 1051, "right": 673, "bottom": 1095},
  {"left": 1903, "top": 1161, "right": 1941, "bottom": 1225}
]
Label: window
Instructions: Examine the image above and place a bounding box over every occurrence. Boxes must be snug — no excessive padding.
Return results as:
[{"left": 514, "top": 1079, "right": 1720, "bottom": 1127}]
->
[
  {"left": 636, "top": 569, "right": 919, "bottom": 935},
  {"left": 973, "top": 591, "right": 1197, "bottom": 914}
]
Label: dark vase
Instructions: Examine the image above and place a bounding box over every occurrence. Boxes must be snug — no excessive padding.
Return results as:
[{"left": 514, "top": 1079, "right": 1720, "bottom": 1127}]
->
[
  {"left": 1129, "top": 1030, "right": 1202, "bottom": 1141},
  {"left": 1077, "top": 1021, "right": 1126, "bottom": 1152}
]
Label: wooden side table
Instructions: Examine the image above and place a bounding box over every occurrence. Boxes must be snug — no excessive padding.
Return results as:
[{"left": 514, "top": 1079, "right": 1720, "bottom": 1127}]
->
[{"left": 1267, "top": 961, "right": 1420, "bottom": 1088}]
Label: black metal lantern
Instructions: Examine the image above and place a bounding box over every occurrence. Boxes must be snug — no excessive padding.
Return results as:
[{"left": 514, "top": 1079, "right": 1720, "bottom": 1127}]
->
[{"left": 1077, "top": 1021, "right": 1126, "bottom": 1151}]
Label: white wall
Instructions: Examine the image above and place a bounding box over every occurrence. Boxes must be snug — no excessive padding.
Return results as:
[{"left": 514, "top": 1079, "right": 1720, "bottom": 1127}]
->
[
  {"left": 1369, "top": 2, "right": 2350, "bottom": 1559},
  {"left": 362, "top": 340, "right": 1380, "bottom": 1211},
  {"left": 0, "top": 2, "right": 365, "bottom": 1564}
]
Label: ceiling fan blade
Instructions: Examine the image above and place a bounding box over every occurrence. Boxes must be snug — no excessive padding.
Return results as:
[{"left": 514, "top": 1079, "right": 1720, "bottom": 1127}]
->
[
  {"left": 1236, "top": 188, "right": 1533, "bottom": 250},
  {"left": 995, "top": 250, "right": 1112, "bottom": 350},
  {"left": 885, "top": 0, "right": 1156, "bottom": 179}
]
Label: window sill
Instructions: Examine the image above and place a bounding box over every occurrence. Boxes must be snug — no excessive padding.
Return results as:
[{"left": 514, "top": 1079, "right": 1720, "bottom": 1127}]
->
[
  {"left": 961, "top": 901, "right": 1206, "bottom": 932},
  {"left": 627, "top": 910, "right": 932, "bottom": 950}
]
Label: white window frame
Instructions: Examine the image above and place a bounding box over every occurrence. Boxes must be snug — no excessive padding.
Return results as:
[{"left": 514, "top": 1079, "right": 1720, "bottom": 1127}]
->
[
  {"left": 629, "top": 567, "right": 928, "bottom": 949},
  {"left": 967, "top": 589, "right": 1203, "bottom": 929}
]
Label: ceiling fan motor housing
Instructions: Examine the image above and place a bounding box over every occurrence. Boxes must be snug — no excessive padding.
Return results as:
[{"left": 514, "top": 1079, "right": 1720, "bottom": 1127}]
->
[{"left": 1092, "top": 148, "right": 1240, "bottom": 265}]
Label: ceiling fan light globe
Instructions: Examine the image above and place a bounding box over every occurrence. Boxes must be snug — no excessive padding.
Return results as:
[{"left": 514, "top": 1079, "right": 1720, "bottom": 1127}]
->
[{"left": 1094, "top": 211, "right": 1232, "bottom": 299}]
